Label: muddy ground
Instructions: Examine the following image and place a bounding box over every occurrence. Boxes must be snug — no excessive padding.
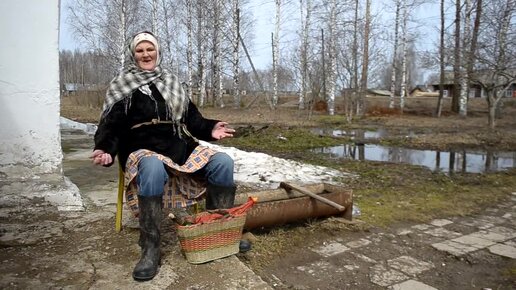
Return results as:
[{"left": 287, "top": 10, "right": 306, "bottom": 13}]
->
[{"left": 1, "top": 96, "right": 515, "bottom": 289}]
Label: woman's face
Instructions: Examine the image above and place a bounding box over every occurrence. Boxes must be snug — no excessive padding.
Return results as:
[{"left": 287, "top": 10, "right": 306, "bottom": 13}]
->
[{"left": 134, "top": 41, "right": 157, "bottom": 71}]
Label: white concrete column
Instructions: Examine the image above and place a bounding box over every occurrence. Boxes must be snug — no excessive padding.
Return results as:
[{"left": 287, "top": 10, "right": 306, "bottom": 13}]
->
[
  {"left": 0, "top": 1, "right": 83, "bottom": 210},
  {"left": 0, "top": 0, "right": 63, "bottom": 178}
]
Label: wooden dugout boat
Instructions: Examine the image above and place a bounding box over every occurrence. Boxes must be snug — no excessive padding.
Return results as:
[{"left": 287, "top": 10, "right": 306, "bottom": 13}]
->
[{"left": 234, "top": 183, "right": 353, "bottom": 230}]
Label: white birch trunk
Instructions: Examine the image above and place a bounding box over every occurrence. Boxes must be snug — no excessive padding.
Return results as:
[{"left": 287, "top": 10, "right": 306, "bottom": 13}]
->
[
  {"left": 272, "top": 0, "right": 281, "bottom": 108},
  {"left": 152, "top": 0, "right": 158, "bottom": 34},
  {"left": 196, "top": 0, "right": 206, "bottom": 107},
  {"left": 186, "top": 0, "right": 193, "bottom": 101},
  {"left": 390, "top": 0, "right": 401, "bottom": 109},
  {"left": 232, "top": 0, "right": 240, "bottom": 108},
  {"left": 118, "top": 0, "right": 127, "bottom": 68},
  {"left": 352, "top": 0, "right": 359, "bottom": 91},
  {"left": 399, "top": 0, "right": 408, "bottom": 111},
  {"left": 327, "top": 0, "right": 337, "bottom": 115},
  {"left": 298, "top": 0, "right": 311, "bottom": 110},
  {"left": 359, "top": 0, "right": 371, "bottom": 116},
  {"left": 159, "top": 0, "right": 174, "bottom": 70},
  {"left": 459, "top": 0, "right": 471, "bottom": 116},
  {"left": 213, "top": 0, "right": 224, "bottom": 107}
]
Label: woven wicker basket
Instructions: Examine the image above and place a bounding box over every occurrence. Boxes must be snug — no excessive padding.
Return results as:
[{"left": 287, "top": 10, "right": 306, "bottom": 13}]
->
[{"left": 176, "top": 212, "right": 246, "bottom": 264}]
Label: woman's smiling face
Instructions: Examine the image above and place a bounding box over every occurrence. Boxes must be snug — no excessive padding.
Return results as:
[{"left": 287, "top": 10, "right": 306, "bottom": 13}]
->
[{"left": 134, "top": 41, "right": 157, "bottom": 71}]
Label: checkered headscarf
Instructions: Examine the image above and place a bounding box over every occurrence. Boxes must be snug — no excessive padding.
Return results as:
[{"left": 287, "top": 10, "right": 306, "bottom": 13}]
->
[{"left": 100, "top": 31, "right": 187, "bottom": 125}]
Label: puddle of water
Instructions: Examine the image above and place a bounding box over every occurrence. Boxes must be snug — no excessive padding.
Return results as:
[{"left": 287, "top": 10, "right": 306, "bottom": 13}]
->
[
  {"left": 310, "top": 128, "right": 416, "bottom": 139},
  {"left": 312, "top": 144, "right": 516, "bottom": 173}
]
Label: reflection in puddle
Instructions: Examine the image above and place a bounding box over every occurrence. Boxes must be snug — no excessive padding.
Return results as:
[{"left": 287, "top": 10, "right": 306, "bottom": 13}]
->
[
  {"left": 313, "top": 144, "right": 516, "bottom": 173},
  {"left": 311, "top": 128, "right": 416, "bottom": 139}
]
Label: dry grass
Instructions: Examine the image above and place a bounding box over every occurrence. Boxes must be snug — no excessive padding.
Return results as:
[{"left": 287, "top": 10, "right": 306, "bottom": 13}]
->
[{"left": 61, "top": 91, "right": 516, "bottom": 133}]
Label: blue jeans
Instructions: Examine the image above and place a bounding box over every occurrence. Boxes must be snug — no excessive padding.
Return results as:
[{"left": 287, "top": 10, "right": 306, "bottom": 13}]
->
[{"left": 137, "top": 153, "right": 234, "bottom": 197}]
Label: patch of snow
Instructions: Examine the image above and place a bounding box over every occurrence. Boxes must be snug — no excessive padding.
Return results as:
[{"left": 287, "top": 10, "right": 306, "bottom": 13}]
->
[
  {"left": 200, "top": 141, "right": 353, "bottom": 188},
  {"left": 60, "top": 117, "right": 97, "bottom": 135}
]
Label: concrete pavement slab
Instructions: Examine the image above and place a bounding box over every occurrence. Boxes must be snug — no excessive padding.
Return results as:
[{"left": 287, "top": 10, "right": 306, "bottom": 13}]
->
[
  {"left": 432, "top": 240, "right": 479, "bottom": 256},
  {"left": 424, "top": 227, "right": 462, "bottom": 239},
  {"left": 387, "top": 256, "right": 434, "bottom": 276},
  {"left": 312, "top": 241, "right": 349, "bottom": 257},
  {"left": 452, "top": 234, "right": 497, "bottom": 249},
  {"left": 430, "top": 219, "right": 453, "bottom": 227},
  {"left": 370, "top": 264, "right": 408, "bottom": 287},
  {"left": 488, "top": 244, "right": 516, "bottom": 259},
  {"left": 389, "top": 279, "right": 438, "bottom": 290}
]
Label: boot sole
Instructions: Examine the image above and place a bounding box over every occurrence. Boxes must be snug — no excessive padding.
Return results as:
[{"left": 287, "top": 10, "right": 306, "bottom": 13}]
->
[{"left": 133, "top": 270, "right": 158, "bottom": 281}]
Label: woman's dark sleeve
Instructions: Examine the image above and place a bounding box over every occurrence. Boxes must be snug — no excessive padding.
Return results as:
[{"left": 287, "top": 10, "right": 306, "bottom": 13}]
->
[
  {"left": 94, "top": 101, "right": 128, "bottom": 166},
  {"left": 184, "top": 100, "right": 219, "bottom": 141}
]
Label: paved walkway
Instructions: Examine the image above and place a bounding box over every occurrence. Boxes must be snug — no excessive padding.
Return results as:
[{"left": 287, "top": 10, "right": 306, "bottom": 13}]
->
[{"left": 308, "top": 207, "right": 516, "bottom": 289}]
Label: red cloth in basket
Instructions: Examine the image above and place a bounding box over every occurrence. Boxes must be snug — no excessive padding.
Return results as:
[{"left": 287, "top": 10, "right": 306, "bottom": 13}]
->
[{"left": 194, "top": 197, "right": 257, "bottom": 224}]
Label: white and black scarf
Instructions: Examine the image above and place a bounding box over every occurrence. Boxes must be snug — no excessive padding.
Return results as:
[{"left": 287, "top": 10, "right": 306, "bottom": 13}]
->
[{"left": 100, "top": 34, "right": 188, "bottom": 126}]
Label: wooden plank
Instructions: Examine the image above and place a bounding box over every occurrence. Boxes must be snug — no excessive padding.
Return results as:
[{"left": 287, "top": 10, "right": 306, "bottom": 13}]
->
[
  {"left": 280, "top": 182, "right": 346, "bottom": 212},
  {"left": 234, "top": 183, "right": 325, "bottom": 205}
]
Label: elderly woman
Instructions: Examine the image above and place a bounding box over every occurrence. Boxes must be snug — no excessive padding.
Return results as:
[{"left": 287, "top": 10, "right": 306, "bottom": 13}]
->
[{"left": 91, "top": 31, "right": 242, "bottom": 281}]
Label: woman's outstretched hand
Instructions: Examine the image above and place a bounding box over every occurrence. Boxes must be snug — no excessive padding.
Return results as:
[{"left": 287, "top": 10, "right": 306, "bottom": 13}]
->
[
  {"left": 90, "top": 149, "right": 113, "bottom": 166},
  {"left": 212, "top": 122, "right": 235, "bottom": 140}
]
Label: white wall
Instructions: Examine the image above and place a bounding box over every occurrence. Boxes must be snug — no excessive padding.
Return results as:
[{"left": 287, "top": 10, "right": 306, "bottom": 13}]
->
[{"left": 0, "top": 0, "right": 63, "bottom": 178}]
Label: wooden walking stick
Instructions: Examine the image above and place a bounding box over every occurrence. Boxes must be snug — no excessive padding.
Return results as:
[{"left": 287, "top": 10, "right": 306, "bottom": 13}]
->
[{"left": 279, "top": 182, "right": 346, "bottom": 212}]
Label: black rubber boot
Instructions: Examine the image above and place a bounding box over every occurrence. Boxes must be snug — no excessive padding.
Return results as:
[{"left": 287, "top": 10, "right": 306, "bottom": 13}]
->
[
  {"left": 133, "top": 195, "right": 162, "bottom": 281},
  {"left": 205, "top": 184, "right": 236, "bottom": 210},
  {"left": 205, "top": 184, "right": 251, "bottom": 253}
]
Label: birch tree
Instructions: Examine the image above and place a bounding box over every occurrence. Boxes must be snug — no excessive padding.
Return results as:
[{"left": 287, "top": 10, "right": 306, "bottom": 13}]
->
[
  {"left": 327, "top": 0, "right": 337, "bottom": 115},
  {"left": 195, "top": 0, "right": 207, "bottom": 107},
  {"left": 345, "top": 0, "right": 359, "bottom": 121},
  {"left": 272, "top": 0, "right": 281, "bottom": 108},
  {"left": 472, "top": 0, "right": 516, "bottom": 128},
  {"left": 435, "top": 0, "right": 446, "bottom": 117},
  {"left": 298, "top": 0, "right": 312, "bottom": 110},
  {"left": 212, "top": 0, "right": 224, "bottom": 107},
  {"left": 358, "top": 0, "right": 371, "bottom": 116},
  {"left": 232, "top": 0, "right": 241, "bottom": 108},
  {"left": 467, "top": 0, "right": 483, "bottom": 88},
  {"left": 459, "top": 0, "right": 472, "bottom": 116},
  {"left": 151, "top": 0, "right": 158, "bottom": 33},
  {"left": 399, "top": 0, "right": 409, "bottom": 111},
  {"left": 186, "top": 0, "right": 194, "bottom": 101},
  {"left": 452, "top": 0, "right": 462, "bottom": 113},
  {"left": 68, "top": 0, "right": 144, "bottom": 73},
  {"left": 158, "top": 0, "right": 181, "bottom": 71},
  {"left": 389, "top": 0, "right": 401, "bottom": 109}
]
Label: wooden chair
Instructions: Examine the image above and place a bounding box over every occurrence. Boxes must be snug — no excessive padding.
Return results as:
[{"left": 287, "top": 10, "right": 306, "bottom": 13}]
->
[{"left": 115, "top": 166, "right": 124, "bottom": 232}]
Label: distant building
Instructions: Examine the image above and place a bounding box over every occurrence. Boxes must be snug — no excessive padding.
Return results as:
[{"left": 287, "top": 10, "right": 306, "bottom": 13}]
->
[
  {"left": 430, "top": 70, "right": 516, "bottom": 99},
  {"left": 64, "top": 83, "right": 79, "bottom": 95},
  {"left": 410, "top": 85, "right": 439, "bottom": 97},
  {"left": 367, "top": 89, "right": 391, "bottom": 97}
]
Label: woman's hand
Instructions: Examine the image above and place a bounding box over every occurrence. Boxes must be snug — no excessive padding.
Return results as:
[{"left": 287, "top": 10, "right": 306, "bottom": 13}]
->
[
  {"left": 211, "top": 122, "right": 235, "bottom": 140},
  {"left": 90, "top": 149, "right": 113, "bottom": 166}
]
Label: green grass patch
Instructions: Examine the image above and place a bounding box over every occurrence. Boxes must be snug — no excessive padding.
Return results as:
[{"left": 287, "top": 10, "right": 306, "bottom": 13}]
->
[{"left": 220, "top": 126, "right": 347, "bottom": 153}]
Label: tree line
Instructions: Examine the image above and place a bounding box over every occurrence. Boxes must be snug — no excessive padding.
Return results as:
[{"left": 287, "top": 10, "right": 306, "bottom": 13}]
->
[{"left": 63, "top": 0, "right": 515, "bottom": 127}]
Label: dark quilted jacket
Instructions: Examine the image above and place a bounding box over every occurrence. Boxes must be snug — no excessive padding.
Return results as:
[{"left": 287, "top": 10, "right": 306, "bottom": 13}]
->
[{"left": 94, "top": 84, "right": 218, "bottom": 170}]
